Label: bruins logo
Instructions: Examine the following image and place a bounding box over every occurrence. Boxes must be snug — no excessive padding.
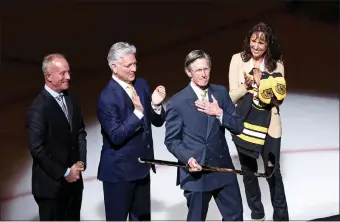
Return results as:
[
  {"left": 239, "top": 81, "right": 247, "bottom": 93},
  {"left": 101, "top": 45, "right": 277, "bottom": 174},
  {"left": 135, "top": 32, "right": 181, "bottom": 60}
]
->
[
  {"left": 261, "top": 88, "right": 273, "bottom": 99},
  {"left": 275, "top": 83, "right": 286, "bottom": 95}
]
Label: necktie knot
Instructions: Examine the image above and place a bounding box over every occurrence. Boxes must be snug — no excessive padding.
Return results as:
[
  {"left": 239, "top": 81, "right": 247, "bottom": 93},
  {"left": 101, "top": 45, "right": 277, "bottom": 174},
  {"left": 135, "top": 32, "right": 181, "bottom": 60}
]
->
[
  {"left": 56, "top": 94, "right": 63, "bottom": 101},
  {"left": 201, "top": 89, "right": 207, "bottom": 101},
  {"left": 56, "top": 94, "right": 69, "bottom": 122}
]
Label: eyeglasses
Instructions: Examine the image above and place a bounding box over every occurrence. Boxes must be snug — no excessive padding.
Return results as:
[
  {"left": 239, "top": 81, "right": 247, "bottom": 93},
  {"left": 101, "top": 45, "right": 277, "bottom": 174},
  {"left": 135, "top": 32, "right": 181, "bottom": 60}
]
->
[{"left": 191, "top": 67, "right": 210, "bottom": 75}]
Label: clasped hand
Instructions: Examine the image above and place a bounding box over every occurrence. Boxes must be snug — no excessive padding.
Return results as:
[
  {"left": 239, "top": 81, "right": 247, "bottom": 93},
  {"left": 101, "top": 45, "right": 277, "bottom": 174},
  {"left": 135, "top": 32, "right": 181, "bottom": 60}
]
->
[
  {"left": 65, "top": 162, "right": 84, "bottom": 183},
  {"left": 195, "top": 95, "right": 222, "bottom": 117},
  {"left": 188, "top": 158, "right": 202, "bottom": 172},
  {"left": 243, "top": 68, "right": 261, "bottom": 89},
  {"left": 132, "top": 85, "right": 166, "bottom": 113}
]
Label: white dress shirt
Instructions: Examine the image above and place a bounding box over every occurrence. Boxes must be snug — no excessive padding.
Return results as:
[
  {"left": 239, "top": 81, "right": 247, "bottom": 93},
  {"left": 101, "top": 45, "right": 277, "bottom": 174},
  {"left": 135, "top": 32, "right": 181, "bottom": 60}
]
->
[
  {"left": 112, "top": 75, "right": 162, "bottom": 119},
  {"left": 190, "top": 81, "right": 223, "bottom": 122},
  {"left": 44, "top": 84, "right": 69, "bottom": 116}
]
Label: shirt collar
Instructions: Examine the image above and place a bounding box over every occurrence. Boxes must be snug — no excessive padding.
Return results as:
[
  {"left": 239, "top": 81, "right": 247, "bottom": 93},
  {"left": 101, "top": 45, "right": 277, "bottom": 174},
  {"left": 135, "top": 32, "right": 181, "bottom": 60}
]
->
[
  {"left": 112, "top": 74, "right": 129, "bottom": 89},
  {"left": 190, "top": 81, "right": 208, "bottom": 98},
  {"left": 250, "top": 58, "right": 265, "bottom": 72},
  {"left": 44, "top": 84, "right": 63, "bottom": 98}
]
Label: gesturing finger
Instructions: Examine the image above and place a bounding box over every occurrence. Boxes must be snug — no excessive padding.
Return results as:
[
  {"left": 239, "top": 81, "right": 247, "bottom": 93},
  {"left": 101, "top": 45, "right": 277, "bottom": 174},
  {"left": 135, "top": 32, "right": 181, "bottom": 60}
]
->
[
  {"left": 157, "top": 86, "right": 166, "bottom": 92},
  {"left": 157, "top": 90, "right": 166, "bottom": 97},
  {"left": 132, "top": 93, "right": 141, "bottom": 104},
  {"left": 189, "top": 168, "right": 199, "bottom": 172},
  {"left": 131, "top": 88, "right": 137, "bottom": 98},
  {"left": 195, "top": 102, "right": 206, "bottom": 110}
]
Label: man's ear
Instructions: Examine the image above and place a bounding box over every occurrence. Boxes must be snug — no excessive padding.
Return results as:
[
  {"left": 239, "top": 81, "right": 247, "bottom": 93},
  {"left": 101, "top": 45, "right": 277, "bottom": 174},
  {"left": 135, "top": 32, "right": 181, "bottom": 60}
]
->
[
  {"left": 185, "top": 69, "right": 192, "bottom": 78},
  {"left": 112, "top": 64, "right": 117, "bottom": 74},
  {"left": 45, "top": 73, "right": 52, "bottom": 82}
]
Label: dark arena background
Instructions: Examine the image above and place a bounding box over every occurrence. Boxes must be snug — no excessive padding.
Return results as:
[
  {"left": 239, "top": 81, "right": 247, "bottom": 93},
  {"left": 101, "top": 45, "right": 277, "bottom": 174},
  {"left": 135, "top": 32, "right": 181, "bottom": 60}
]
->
[{"left": 0, "top": 0, "right": 339, "bottom": 220}]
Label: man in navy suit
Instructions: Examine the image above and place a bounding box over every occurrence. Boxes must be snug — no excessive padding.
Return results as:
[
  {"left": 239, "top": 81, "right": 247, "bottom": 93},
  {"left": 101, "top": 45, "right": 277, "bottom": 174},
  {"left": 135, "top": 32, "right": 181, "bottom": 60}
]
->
[
  {"left": 96, "top": 42, "right": 166, "bottom": 221},
  {"left": 164, "top": 50, "right": 244, "bottom": 221}
]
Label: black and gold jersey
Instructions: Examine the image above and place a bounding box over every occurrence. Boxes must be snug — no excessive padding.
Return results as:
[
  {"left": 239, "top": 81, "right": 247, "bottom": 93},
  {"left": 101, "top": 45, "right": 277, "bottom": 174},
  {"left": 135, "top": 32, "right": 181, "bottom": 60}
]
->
[
  {"left": 232, "top": 69, "right": 287, "bottom": 153},
  {"left": 232, "top": 92, "right": 271, "bottom": 152},
  {"left": 246, "top": 68, "right": 287, "bottom": 106}
]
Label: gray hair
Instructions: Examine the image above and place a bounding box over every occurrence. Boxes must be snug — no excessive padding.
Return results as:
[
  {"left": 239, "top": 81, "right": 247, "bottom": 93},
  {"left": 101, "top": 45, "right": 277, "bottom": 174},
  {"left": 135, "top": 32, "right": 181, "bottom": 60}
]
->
[
  {"left": 42, "top": 53, "right": 66, "bottom": 75},
  {"left": 184, "top": 50, "right": 211, "bottom": 70},
  {"left": 107, "top": 42, "right": 136, "bottom": 69}
]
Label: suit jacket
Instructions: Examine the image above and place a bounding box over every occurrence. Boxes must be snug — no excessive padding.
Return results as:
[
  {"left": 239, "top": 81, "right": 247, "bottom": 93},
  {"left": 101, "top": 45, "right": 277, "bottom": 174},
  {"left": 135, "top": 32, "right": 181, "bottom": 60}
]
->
[
  {"left": 26, "top": 89, "right": 87, "bottom": 198},
  {"left": 96, "top": 77, "right": 165, "bottom": 183},
  {"left": 228, "top": 52, "right": 285, "bottom": 138},
  {"left": 164, "top": 83, "right": 244, "bottom": 192}
]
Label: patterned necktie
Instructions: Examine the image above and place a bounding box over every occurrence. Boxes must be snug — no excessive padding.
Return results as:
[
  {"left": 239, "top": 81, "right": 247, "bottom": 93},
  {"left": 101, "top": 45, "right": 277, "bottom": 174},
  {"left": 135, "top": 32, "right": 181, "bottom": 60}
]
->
[
  {"left": 199, "top": 89, "right": 208, "bottom": 135},
  {"left": 201, "top": 89, "right": 208, "bottom": 101},
  {"left": 56, "top": 94, "right": 69, "bottom": 122}
]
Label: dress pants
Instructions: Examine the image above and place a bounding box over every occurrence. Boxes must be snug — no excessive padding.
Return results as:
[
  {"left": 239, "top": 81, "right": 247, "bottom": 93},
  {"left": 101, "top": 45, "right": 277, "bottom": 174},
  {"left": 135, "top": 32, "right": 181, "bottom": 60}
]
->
[
  {"left": 103, "top": 175, "right": 151, "bottom": 221},
  {"left": 34, "top": 183, "right": 83, "bottom": 221},
  {"left": 237, "top": 135, "right": 289, "bottom": 221},
  {"left": 183, "top": 176, "right": 243, "bottom": 221}
]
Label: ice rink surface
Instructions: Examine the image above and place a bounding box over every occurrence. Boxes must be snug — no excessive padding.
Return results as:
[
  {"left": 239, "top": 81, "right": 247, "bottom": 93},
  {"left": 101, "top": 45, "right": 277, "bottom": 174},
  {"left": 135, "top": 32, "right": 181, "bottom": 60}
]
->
[{"left": 1, "top": 92, "right": 339, "bottom": 220}]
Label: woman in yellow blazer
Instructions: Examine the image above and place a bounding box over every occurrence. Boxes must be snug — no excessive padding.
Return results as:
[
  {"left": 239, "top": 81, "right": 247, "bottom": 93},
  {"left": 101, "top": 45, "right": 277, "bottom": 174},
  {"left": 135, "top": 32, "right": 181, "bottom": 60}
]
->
[{"left": 228, "top": 22, "right": 289, "bottom": 221}]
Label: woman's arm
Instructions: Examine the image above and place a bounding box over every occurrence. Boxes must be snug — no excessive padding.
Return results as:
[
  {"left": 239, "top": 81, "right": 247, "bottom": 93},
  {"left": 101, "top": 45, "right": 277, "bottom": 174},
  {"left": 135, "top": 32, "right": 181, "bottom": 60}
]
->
[
  {"left": 228, "top": 53, "right": 248, "bottom": 104},
  {"left": 276, "top": 61, "right": 284, "bottom": 77}
]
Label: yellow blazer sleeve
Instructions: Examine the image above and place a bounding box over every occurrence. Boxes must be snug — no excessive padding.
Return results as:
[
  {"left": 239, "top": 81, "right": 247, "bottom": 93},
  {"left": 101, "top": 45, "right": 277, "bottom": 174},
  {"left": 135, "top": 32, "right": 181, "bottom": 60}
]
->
[
  {"left": 277, "top": 61, "right": 284, "bottom": 77},
  {"left": 258, "top": 62, "right": 287, "bottom": 105},
  {"left": 228, "top": 53, "right": 248, "bottom": 104}
]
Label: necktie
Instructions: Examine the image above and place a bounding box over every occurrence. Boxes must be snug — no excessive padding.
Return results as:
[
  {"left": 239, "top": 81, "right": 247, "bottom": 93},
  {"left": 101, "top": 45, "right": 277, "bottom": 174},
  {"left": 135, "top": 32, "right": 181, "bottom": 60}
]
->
[
  {"left": 201, "top": 89, "right": 208, "bottom": 101},
  {"left": 199, "top": 89, "right": 208, "bottom": 136},
  {"left": 56, "top": 94, "right": 69, "bottom": 122},
  {"left": 126, "top": 84, "right": 134, "bottom": 98}
]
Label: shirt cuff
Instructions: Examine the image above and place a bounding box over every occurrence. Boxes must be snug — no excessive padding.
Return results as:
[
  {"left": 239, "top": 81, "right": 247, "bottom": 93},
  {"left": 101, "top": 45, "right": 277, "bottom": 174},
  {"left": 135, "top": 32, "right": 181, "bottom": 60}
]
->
[
  {"left": 134, "top": 109, "right": 144, "bottom": 119},
  {"left": 216, "top": 112, "right": 223, "bottom": 123},
  {"left": 64, "top": 168, "right": 70, "bottom": 177},
  {"left": 151, "top": 102, "right": 162, "bottom": 115}
]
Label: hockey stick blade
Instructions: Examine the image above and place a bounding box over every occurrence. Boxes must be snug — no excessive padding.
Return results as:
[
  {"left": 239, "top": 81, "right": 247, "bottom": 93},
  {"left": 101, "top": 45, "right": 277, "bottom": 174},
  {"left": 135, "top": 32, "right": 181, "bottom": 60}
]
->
[{"left": 138, "top": 157, "right": 273, "bottom": 178}]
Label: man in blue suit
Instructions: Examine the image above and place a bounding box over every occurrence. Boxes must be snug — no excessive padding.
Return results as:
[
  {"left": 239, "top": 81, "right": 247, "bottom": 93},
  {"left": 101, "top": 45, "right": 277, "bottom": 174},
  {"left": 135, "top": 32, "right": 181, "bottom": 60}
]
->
[
  {"left": 164, "top": 50, "right": 244, "bottom": 221},
  {"left": 97, "top": 42, "right": 166, "bottom": 221}
]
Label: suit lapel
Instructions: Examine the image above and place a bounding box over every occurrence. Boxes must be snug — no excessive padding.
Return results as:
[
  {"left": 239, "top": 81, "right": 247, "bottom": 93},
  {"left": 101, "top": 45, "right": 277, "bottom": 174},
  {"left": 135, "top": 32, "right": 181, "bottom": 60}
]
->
[
  {"left": 206, "top": 87, "right": 216, "bottom": 140},
  {"left": 64, "top": 93, "right": 73, "bottom": 131},
  {"left": 42, "top": 89, "right": 71, "bottom": 128},
  {"left": 110, "top": 79, "right": 134, "bottom": 110},
  {"left": 185, "top": 85, "right": 208, "bottom": 140},
  {"left": 133, "top": 80, "right": 148, "bottom": 130},
  {"left": 185, "top": 84, "right": 199, "bottom": 114}
]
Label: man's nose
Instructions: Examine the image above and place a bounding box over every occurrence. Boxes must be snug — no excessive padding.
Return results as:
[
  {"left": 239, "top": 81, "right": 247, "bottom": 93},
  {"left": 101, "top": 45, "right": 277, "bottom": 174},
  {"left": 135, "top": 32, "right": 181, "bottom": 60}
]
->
[{"left": 65, "top": 72, "right": 71, "bottom": 80}]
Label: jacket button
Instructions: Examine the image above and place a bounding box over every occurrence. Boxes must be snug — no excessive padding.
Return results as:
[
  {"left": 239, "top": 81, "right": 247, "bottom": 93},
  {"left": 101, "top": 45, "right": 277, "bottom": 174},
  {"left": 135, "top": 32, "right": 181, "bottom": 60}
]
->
[{"left": 147, "top": 145, "right": 150, "bottom": 148}]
